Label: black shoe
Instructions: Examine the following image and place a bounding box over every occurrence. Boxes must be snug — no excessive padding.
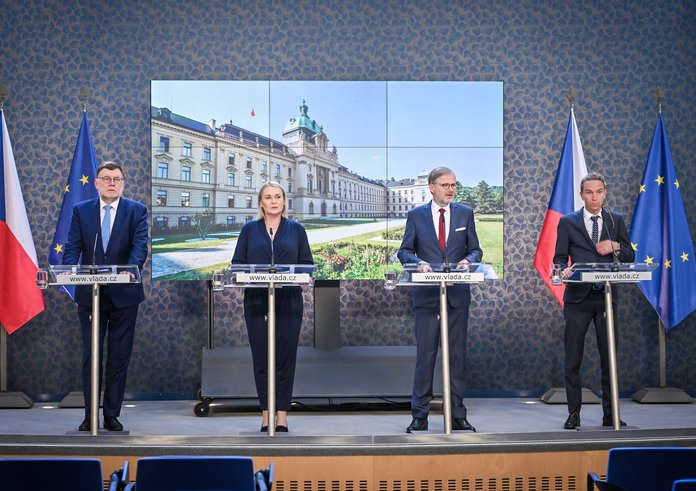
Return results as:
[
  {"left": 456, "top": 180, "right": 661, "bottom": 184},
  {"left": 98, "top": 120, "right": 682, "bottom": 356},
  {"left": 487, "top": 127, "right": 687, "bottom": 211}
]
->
[
  {"left": 406, "top": 417, "right": 428, "bottom": 433},
  {"left": 260, "top": 426, "right": 268, "bottom": 432},
  {"left": 564, "top": 411, "right": 580, "bottom": 430},
  {"left": 78, "top": 418, "right": 91, "bottom": 432},
  {"left": 602, "top": 416, "right": 627, "bottom": 427},
  {"left": 275, "top": 425, "right": 288, "bottom": 432},
  {"left": 452, "top": 418, "right": 476, "bottom": 432},
  {"left": 103, "top": 416, "right": 123, "bottom": 431}
]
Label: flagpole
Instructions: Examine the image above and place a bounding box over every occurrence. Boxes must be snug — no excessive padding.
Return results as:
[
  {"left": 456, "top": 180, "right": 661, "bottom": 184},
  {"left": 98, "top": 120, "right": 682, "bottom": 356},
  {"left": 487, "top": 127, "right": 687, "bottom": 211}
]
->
[
  {"left": 0, "top": 87, "right": 33, "bottom": 408},
  {"left": 631, "top": 88, "right": 693, "bottom": 404}
]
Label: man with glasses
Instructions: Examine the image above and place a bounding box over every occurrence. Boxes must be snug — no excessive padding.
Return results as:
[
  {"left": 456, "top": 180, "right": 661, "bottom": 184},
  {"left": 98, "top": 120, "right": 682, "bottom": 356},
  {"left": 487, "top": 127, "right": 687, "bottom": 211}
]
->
[
  {"left": 398, "top": 166, "right": 483, "bottom": 433},
  {"left": 63, "top": 161, "right": 148, "bottom": 432}
]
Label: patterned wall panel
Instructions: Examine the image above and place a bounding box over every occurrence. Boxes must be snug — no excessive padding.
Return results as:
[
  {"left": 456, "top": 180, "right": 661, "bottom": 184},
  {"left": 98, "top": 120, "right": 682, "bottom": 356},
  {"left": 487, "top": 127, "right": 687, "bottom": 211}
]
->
[{"left": 1, "top": 0, "right": 695, "bottom": 396}]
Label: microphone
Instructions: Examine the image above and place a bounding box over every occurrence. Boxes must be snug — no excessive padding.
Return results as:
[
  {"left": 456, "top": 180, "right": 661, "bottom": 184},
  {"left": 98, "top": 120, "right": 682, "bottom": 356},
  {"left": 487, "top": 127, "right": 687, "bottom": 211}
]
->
[
  {"left": 268, "top": 227, "right": 276, "bottom": 274},
  {"left": 602, "top": 210, "right": 620, "bottom": 270},
  {"left": 90, "top": 230, "right": 100, "bottom": 274}
]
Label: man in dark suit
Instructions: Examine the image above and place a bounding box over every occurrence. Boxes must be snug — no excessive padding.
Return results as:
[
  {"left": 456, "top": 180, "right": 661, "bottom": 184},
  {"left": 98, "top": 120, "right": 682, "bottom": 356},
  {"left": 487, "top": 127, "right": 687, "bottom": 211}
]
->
[
  {"left": 553, "top": 172, "right": 634, "bottom": 430},
  {"left": 398, "top": 167, "right": 483, "bottom": 433},
  {"left": 63, "top": 161, "right": 148, "bottom": 432}
]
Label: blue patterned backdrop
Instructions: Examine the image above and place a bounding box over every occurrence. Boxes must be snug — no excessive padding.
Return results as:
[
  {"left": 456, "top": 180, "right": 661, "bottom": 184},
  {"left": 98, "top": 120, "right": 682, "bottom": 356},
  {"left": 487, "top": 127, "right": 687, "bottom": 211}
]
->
[{"left": 1, "top": 0, "right": 695, "bottom": 397}]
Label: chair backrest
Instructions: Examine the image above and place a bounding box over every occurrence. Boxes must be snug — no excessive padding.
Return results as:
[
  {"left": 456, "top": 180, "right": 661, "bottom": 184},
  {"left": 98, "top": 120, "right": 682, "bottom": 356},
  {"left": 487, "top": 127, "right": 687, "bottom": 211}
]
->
[
  {"left": 134, "top": 456, "right": 255, "bottom": 491},
  {"left": 673, "top": 479, "right": 696, "bottom": 491},
  {"left": 606, "top": 447, "right": 696, "bottom": 491},
  {"left": 0, "top": 457, "right": 103, "bottom": 491}
]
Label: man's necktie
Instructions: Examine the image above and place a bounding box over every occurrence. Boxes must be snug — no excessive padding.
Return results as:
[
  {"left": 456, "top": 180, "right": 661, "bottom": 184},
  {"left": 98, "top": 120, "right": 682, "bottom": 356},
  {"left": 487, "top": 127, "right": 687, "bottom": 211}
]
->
[
  {"left": 101, "top": 204, "right": 112, "bottom": 251},
  {"left": 590, "top": 215, "right": 602, "bottom": 290},
  {"left": 591, "top": 215, "right": 599, "bottom": 245},
  {"left": 438, "top": 208, "right": 446, "bottom": 252}
]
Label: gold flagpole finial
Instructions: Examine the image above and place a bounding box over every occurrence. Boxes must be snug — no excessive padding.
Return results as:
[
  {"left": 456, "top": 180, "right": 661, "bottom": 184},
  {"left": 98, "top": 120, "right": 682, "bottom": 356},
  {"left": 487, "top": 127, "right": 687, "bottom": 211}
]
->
[
  {"left": 566, "top": 89, "right": 577, "bottom": 109},
  {"left": 79, "top": 87, "right": 91, "bottom": 112},
  {"left": 654, "top": 87, "right": 664, "bottom": 115},
  {"left": 0, "top": 85, "right": 9, "bottom": 111}
]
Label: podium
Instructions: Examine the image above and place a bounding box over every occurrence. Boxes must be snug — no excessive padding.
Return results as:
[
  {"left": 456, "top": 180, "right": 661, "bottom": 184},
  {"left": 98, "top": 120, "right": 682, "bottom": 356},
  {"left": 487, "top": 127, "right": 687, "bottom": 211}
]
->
[
  {"left": 386, "top": 263, "right": 497, "bottom": 435},
  {"left": 557, "top": 262, "right": 656, "bottom": 430},
  {"left": 37, "top": 264, "right": 141, "bottom": 436},
  {"left": 211, "top": 264, "right": 314, "bottom": 436}
]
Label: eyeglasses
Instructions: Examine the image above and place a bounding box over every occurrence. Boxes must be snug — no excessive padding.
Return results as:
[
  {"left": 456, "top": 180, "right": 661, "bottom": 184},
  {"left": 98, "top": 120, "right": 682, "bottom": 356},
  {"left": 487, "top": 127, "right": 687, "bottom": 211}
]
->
[
  {"left": 98, "top": 176, "right": 125, "bottom": 184},
  {"left": 434, "top": 183, "right": 457, "bottom": 190}
]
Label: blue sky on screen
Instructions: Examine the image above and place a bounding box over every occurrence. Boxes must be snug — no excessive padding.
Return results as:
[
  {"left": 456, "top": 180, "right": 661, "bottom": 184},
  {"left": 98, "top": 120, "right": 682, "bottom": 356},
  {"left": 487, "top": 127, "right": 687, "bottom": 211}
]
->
[{"left": 151, "top": 80, "right": 502, "bottom": 185}]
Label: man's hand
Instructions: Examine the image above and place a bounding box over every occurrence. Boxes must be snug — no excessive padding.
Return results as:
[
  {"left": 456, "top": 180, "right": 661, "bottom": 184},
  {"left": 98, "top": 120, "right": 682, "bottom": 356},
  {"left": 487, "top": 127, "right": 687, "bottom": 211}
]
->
[
  {"left": 596, "top": 239, "right": 617, "bottom": 256},
  {"left": 417, "top": 261, "right": 432, "bottom": 272}
]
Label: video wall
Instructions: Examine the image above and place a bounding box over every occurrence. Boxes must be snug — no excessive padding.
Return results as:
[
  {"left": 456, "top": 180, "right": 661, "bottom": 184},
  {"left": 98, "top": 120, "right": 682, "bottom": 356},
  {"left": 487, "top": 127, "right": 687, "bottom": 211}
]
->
[{"left": 150, "top": 81, "right": 503, "bottom": 280}]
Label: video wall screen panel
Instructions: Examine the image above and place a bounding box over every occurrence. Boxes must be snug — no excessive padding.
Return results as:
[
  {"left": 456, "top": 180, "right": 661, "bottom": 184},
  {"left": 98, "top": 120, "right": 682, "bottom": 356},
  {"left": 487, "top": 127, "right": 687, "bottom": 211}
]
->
[{"left": 150, "top": 81, "right": 503, "bottom": 280}]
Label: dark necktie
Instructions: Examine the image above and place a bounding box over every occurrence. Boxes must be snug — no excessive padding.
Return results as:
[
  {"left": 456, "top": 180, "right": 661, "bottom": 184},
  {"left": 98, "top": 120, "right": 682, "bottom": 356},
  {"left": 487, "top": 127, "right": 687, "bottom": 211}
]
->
[
  {"left": 590, "top": 215, "right": 602, "bottom": 290},
  {"left": 591, "top": 215, "right": 599, "bottom": 245},
  {"left": 438, "top": 208, "right": 446, "bottom": 252}
]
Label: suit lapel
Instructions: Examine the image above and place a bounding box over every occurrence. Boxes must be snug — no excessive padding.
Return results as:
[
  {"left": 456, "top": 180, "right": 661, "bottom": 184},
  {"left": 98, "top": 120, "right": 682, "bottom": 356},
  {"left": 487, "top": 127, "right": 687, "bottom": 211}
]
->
[
  {"left": 574, "top": 209, "right": 595, "bottom": 248},
  {"left": 421, "top": 202, "right": 439, "bottom": 246},
  {"left": 106, "top": 200, "right": 127, "bottom": 253},
  {"left": 445, "top": 204, "right": 459, "bottom": 250}
]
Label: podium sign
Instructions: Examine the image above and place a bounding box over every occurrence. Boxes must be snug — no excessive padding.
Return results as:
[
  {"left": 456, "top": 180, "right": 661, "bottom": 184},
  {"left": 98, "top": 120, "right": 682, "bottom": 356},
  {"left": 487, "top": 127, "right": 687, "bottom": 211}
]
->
[
  {"left": 561, "top": 262, "right": 656, "bottom": 431},
  {"left": 37, "top": 264, "right": 141, "bottom": 436},
  {"left": 212, "top": 264, "right": 315, "bottom": 436},
  {"left": 388, "top": 263, "right": 496, "bottom": 435}
]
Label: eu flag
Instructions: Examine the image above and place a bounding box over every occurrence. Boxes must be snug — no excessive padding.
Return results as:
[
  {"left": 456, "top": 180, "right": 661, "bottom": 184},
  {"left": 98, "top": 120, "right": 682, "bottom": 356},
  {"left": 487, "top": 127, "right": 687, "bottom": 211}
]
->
[
  {"left": 48, "top": 111, "right": 98, "bottom": 300},
  {"left": 630, "top": 114, "right": 696, "bottom": 330}
]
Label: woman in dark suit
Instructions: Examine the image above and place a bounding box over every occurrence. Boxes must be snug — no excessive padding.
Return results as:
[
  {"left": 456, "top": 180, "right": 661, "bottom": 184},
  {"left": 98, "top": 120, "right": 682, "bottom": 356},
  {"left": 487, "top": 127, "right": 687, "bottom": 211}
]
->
[{"left": 231, "top": 183, "right": 313, "bottom": 432}]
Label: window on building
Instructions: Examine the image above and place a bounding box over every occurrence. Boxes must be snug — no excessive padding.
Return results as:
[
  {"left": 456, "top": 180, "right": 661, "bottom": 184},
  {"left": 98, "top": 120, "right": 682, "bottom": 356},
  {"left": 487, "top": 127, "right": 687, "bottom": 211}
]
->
[
  {"left": 228, "top": 195, "right": 235, "bottom": 208},
  {"left": 309, "top": 202, "right": 314, "bottom": 214},
  {"left": 157, "top": 162, "right": 169, "bottom": 179},
  {"left": 181, "top": 192, "right": 190, "bottom": 207},
  {"left": 183, "top": 142, "right": 192, "bottom": 157},
  {"left": 228, "top": 154, "right": 235, "bottom": 166},
  {"left": 182, "top": 166, "right": 191, "bottom": 181},
  {"left": 156, "top": 190, "right": 167, "bottom": 206},
  {"left": 287, "top": 183, "right": 293, "bottom": 193},
  {"left": 155, "top": 216, "right": 169, "bottom": 230},
  {"left": 228, "top": 172, "right": 236, "bottom": 186},
  {"left": 159, "top": 137, "right": 170, "bottom": 153},
  {"left": 245, "top": 176, "right": 252, "bottom": 188},
  {"left": 245, "top": 215, "right": 253, "bottom": 223},
  {"left": 227, "top": 216, "right": 236, "bottom": 226},
  {"left": 202, "top": 193, "right": 210, "bottom": 208},
  {"left": 275, "top": 164, "right": 281, "bottom": 175},
  {"left": 307, "top": 178, "right": 313, "bottom": 194},
  {"left": 288, "top": 167, "right": 292, "bottom": 177},
  {"left": 203, "top": 147, "right": 211, "bottom": 161},
  {"left": 246, "top": 157, "right": 252, "bottom": 169},
  {"left": 261, "top": 161, "right": 267, "bottom": 172},
  {"left": 202, "top": 169, "right": 210, "bottom": 184},
  {"left": 246, "top": 196, "right": 252, "bottom": 208},
  {"left": 288, "top": 198, "right": 293, "bottom": 209}
]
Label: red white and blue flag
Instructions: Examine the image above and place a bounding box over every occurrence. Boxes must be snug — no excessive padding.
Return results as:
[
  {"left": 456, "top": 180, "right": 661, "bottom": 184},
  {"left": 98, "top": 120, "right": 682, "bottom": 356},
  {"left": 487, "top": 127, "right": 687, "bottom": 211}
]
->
[
  {"left": 534, "top": 108, "right": 588, "bottom": 305},
  {"left": 0, "top": 110, "right": 45, "bottom": 333}
]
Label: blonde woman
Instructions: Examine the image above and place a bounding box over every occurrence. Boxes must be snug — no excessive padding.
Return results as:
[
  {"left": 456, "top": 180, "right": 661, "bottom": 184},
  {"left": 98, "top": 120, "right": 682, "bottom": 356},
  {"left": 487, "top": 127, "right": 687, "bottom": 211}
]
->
[{"left": 231, "top": 183, "right": 313, "bottom": 432}]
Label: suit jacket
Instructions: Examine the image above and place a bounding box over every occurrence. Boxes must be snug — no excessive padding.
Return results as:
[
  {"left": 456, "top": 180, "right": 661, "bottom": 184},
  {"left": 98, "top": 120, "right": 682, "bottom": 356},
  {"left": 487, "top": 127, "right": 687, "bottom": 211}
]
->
[
  {"left": 553, "top": 208, "right": 634, "bottom": 304},
  {"left": 63, "top": 197, "right": 149, "bottom": 308},
  {"left": 397, "top": 202, "right": 483, "bottom": 309}
]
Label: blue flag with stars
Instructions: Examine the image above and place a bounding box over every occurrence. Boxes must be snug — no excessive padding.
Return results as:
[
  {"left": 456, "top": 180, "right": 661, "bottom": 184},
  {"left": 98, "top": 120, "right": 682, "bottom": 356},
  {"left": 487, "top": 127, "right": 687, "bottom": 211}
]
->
[
  {"left": 630, "top": 114, "right": 696, "bottom": 330},
  {"left": 48, "top": 111, "right": 98, "bottom": 300}
]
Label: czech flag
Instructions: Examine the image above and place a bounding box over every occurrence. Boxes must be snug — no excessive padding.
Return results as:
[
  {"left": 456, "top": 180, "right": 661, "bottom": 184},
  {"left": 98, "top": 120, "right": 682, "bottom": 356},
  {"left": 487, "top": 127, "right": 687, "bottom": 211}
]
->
[
  {"left": 534, "top": 108, "right": 588, "bottom": 305},
  {"left": 0, "top": 110, "right": 45, "bottom": 333}
]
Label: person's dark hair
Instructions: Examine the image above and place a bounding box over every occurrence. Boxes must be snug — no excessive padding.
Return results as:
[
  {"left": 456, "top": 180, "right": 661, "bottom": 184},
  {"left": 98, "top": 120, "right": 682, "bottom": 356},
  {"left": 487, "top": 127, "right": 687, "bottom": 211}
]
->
[
  {"left": 428, "top": 166, "right": 455, "bottom": 184},
  {"left": 97, "top": 161, "right": 125, "bottom": 177},
  {"left": 580, "top": 172, "right": 606, "bottom": 192}
]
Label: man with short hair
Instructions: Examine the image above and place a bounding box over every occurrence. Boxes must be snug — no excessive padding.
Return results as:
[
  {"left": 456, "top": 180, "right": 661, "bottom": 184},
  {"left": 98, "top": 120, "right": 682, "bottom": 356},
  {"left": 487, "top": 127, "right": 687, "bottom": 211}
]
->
[
  {"left": 63, "top": 161, "right": 148, "bottom": 432},
  {"left": 553, "top": 172, "right": 634, "bottom": 429},
  {"left": 398, "top": 166, "right": 483, "bottom": 433}
]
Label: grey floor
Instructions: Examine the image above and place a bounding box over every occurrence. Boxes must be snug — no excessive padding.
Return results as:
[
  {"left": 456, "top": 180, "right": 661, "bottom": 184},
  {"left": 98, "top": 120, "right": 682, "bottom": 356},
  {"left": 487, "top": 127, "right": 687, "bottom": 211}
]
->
[{"left": 1, "top": 397, "right": 694, "bottom": 438}]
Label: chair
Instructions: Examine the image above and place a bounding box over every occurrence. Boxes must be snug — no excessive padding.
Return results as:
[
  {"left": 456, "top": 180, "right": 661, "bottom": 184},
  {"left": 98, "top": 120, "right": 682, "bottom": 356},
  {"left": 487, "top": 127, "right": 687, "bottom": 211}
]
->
[
  {"left": 0, "top": 457, "right": 103, "bottom": 491},
  {"left": 125, "top": 456, "right": 256, "bottom": 491},
  {"left": 588, "top": 447, "right": 696, "bottom": 491},
  {"left": 108, "top": 460, "right": 130, "bottom": 491},
  {"left": 673, "top": 479, "right": 696, "bottom": 491}
]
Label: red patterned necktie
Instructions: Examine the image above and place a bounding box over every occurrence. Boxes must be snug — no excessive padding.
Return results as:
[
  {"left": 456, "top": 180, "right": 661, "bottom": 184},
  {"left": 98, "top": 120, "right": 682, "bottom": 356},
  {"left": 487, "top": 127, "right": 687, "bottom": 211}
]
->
[{"left": 438, "top": 208, "right": 446, "bottom": 252}]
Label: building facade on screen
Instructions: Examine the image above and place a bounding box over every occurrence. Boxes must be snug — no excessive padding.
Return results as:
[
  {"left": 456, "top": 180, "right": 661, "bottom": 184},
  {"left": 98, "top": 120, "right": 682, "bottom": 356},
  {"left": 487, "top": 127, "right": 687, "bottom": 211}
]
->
[{"left": 151, "top": 101, "right": 401, "bottom": 232}]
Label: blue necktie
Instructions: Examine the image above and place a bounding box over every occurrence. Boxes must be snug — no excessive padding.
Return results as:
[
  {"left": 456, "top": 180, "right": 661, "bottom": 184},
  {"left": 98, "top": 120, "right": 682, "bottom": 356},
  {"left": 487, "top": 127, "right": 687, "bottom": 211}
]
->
[{"left": 101, "top": 204, "right": 112, "bottom": 251}]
